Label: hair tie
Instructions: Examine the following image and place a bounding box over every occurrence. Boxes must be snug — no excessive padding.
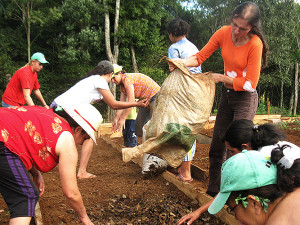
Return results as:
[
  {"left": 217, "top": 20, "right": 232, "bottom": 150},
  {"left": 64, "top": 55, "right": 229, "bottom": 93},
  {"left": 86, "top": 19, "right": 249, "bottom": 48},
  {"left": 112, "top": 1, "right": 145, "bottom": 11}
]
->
[
  {"left": 277, "top": 145, "right": 300, "bottom": 169},
  {"left": 252, "top": 125, "right": 259, "bottom": 132},
  {"left": 55, "top": 106, "right": 63, "bottom": 112}
]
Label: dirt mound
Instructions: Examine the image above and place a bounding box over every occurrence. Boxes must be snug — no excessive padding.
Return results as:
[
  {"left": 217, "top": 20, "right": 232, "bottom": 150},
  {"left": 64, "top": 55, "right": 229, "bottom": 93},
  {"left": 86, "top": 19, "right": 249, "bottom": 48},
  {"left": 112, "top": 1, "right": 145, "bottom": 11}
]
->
[{"left": 1, "top": 126, "right": 300, "bottom": 224}]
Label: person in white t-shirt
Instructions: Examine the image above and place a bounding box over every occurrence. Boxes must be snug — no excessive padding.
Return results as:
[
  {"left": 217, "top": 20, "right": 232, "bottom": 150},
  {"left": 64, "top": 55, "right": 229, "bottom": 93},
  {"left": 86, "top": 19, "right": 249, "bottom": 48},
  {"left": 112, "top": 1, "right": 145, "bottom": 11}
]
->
[{"left": 51, "top": 60, "right": 148, "bottom": 179}]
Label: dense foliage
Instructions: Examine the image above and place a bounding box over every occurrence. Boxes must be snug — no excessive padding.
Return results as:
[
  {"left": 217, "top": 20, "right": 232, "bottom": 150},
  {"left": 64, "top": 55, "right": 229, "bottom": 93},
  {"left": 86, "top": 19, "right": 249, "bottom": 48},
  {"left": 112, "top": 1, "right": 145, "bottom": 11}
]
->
[{"left": 0, "top": 0, "right": 299, "bottom": 120}]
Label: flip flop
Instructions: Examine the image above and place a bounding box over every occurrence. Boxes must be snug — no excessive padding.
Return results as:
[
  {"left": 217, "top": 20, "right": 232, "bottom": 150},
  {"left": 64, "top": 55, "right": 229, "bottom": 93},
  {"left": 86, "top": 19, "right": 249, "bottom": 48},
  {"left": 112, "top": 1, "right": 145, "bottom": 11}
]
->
[{"left": 177, "top": 173, "right": 193, "bottom": 183}]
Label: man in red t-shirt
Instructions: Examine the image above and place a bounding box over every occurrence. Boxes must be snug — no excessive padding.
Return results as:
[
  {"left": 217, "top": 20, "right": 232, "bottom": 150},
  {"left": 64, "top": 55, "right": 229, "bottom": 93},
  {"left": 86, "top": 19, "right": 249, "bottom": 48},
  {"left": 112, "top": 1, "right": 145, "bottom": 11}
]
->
[{"left": 2, "top": 52, "right": 49, "bottom": 108}]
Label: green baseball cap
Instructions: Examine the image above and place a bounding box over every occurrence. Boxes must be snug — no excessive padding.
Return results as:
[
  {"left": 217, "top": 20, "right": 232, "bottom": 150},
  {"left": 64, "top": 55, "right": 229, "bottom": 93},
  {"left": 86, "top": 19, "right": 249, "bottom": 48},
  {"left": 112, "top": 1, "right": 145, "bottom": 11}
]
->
[
  {"left": 31, "top": 52, "right": 49, "bottom": 63},
  {"left": 208, "top": 150, "right": 277, "bottom": 215}
]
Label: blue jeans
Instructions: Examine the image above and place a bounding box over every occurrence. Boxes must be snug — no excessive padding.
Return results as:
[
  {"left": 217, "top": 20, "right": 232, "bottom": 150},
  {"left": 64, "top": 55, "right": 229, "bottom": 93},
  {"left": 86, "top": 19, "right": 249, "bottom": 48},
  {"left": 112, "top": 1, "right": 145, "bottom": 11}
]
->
[
  {"left": 123, "top": 120, "right": 137, "bottom": 147},
  {"left": 1, "top": 100, "right": 15, "bottom": 107}
]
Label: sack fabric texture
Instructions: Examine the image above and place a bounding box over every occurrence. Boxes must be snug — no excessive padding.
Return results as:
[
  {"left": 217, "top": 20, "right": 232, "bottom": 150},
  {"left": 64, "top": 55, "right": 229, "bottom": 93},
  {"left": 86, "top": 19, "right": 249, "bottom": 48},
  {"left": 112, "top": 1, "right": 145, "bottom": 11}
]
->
[{"left": 122, "top": 58, "right": 216, "bottom": 167}]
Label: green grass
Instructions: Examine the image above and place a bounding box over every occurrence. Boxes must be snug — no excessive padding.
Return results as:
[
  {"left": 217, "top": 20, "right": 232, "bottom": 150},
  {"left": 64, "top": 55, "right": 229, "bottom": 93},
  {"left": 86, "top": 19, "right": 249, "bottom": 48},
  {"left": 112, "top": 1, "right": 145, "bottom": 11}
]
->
[{"left": 277, "top": 119, "right": 300, "bottom": 130}]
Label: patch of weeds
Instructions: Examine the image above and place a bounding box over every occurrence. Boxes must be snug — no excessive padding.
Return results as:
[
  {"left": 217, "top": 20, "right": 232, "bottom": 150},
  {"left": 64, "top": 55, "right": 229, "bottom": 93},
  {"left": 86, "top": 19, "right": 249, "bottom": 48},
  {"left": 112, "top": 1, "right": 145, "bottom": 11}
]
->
[{"left": 278, "top": 119, "right": 300, "bottom": 130}]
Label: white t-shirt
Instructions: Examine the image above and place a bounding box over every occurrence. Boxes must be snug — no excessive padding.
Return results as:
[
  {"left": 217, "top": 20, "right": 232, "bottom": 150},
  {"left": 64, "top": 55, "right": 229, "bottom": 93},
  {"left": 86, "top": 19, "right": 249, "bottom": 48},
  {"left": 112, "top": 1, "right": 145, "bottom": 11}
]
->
[{"left": 54, "top": 75, "right": 109, "bottom": 107}]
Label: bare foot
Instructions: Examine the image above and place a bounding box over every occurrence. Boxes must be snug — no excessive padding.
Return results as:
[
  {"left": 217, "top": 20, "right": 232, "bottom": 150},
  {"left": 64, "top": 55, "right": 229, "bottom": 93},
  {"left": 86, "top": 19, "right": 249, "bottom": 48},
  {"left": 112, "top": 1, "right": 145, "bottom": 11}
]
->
[{"left": 77, "top": 172, "right": 97, "bottom": 179}]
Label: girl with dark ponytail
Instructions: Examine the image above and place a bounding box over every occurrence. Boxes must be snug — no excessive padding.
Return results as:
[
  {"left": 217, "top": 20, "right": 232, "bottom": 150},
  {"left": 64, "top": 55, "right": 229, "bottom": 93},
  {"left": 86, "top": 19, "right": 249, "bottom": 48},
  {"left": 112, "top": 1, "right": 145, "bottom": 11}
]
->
[
  {"left": 271, "top": 144, "right": 300, "bottom": 193},
  {"left": 179, "top": 119, "right": 299, "bottom": 225}
]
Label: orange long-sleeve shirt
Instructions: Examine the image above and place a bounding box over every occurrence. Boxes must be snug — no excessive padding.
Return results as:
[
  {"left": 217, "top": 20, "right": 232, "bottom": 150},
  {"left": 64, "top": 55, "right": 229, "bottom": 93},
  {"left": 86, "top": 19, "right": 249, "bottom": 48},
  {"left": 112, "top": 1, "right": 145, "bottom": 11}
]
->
[{"left": 195, "top": 26, "right": 263, "bottom": 92}]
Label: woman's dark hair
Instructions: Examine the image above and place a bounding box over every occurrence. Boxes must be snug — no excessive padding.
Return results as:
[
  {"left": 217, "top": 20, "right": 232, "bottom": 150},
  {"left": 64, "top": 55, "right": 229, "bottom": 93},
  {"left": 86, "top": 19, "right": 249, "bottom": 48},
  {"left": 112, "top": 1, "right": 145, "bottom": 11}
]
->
[
  {"left": 167, "top": 18, "right": 190, "bottom": 37},
  {"left": 52, "top": 106, "right": 87, "bottom": 134},
  {"left": 82, "top": 60, "right": 114, "bottom": 79},
  {"left": 251, "top": 123, "right": 286, "bottom": 150},
  {"left": 231, "top": 184, "right": 283, "bottom": 205},
  {"left": 223, "top": 119, "right": 254, "bottom": 151},
  {"left": 223, "top": 119, "right": 286, "bottom": 150},
  {"left": 231, "top": 1, "right": 269, "bottom": 67},
  {"left": 271, "top": 145, "right": 300, "bottom": 192},
  {"left": 83, "top": 65, "right": 107, "bottom": 79}
]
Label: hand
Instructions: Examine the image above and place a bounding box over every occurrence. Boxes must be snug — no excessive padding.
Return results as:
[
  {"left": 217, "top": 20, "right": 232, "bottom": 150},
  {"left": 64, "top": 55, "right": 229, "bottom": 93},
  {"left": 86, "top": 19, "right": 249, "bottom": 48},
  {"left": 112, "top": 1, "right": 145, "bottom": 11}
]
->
[
  {"left": 112, "top": 118, "right": 119, "bottom": 132},
  {"left": 168, "top": 62, "right": 177, "bottom": 72},
  {"left": 168, "top": 58, "right": 184, "bottom": 72},
  {"left": 43, "top": 105, "right": 50, "bottom": 109},
  {"left": 178, "top": 208, "right": 202, "bottom": 225},
  {"left": 136, "top": 99, "right": 149, "bottom": 108},
  {"left": 116, "top": 118, "right": 126, "bottom": 131},
  {"left": 32, "top": 171, "right": 45, "bottom": 196},
  {"left": 211, "top": 73, "right": 223, "bottom": 84}
]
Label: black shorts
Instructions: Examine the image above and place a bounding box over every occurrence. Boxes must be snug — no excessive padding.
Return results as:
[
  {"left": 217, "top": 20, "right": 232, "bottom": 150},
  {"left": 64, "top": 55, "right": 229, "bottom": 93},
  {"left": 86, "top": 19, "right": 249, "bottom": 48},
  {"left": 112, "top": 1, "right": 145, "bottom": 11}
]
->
[{"left": 0, "top": 142, "right": 39, "bottom": 219}]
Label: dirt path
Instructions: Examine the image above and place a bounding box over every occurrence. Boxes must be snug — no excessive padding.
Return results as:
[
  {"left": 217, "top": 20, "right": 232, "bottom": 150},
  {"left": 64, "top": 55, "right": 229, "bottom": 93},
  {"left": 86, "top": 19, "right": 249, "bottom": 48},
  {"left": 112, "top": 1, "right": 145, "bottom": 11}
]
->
[
  {"left": 0, "top": 137, "right": 223, "bottom": 225},
  {"left": 1, "top": 126, "right": 299, "bottom": 224}
]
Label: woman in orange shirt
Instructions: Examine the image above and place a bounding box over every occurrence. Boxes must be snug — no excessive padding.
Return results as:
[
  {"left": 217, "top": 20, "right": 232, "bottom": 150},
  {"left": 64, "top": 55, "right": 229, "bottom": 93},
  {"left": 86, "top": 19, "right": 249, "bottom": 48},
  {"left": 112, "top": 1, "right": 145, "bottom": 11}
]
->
[{"left": 169, "top": 2, "right": 268, "bottom": 197}]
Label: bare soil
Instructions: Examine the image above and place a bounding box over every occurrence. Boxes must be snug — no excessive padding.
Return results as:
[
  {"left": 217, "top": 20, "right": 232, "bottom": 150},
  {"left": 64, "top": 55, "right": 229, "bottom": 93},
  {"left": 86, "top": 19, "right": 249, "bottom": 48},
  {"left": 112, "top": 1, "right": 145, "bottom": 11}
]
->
[{"left": 1, "top": 126, "right": 299, "bottom": 225}]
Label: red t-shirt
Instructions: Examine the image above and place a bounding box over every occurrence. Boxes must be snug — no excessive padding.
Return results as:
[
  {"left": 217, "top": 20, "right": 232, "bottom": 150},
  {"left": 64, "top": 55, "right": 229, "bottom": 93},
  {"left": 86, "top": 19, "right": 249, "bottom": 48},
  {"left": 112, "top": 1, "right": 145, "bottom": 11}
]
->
[
  {"left": 2, "top": 66, "right": 41, "bottom": 106},
  {"left": 0, "top": 106, "right": 72, "bottom": 172}
]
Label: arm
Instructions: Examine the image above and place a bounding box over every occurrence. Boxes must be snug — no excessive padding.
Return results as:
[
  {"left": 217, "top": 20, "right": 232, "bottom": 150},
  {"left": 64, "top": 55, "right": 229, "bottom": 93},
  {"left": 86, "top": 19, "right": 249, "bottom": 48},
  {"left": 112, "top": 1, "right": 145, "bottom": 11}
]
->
[
  {"left": 100, "top": 87, "right": 144, "bottom": 110},
  {"left": 56, "top": 131, "right": 93, "bottom": 225},
  {"left": 29, "top": 166, "right": 45, "bottom": 196},
  {"left": 232, "top": 43, "right": 263, "bottom": 91},
  {"left": 178, "top": 197, "right": 215, "bottom": 225},
  {"left": 23, "top": 88, "right": 35, "bottom": 106},
  {"left": 111, "top": 91, "right": 127, "bottom": 132},
  {"left": 33, "top": 89, "right": 49, "bottom": 109},
  {"left": 116, "top": 84, "right": 135, "bottom": 129},
  {"left": 212, "top": 73, "right": 234, "bottom": 86},
  {"left": 168, "top": 45, "right": 180, "bottom": 59},
  {"left": 100, "top": 88, "right": 148, "bottom": 131},
  {"left": 103, "top": 84, "right": 135, "bottom": 132}
]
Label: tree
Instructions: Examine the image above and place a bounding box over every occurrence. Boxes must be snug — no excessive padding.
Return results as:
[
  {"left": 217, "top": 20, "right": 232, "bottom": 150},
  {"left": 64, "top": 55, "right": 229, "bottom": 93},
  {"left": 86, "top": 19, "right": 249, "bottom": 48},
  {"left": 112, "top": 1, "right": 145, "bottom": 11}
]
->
[
  {"left": 103, "top": 0, "right": 120, "bottom": 121},
  {"left": 5, "top": 0, "right": 61, "bottom": 61},
  {"left": 259, "top": 0, "right": 299, "bottom": 111}
]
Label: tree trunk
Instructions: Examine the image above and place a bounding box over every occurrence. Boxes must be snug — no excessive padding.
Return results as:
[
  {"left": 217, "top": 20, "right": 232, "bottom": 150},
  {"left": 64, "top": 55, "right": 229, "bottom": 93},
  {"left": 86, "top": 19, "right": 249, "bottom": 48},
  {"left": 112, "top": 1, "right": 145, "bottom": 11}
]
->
[
  {"left": 27, "top": 1, "right": 31, "bottom": 61},
  {"left": 130, "top": 45, "right": 139, "bottom": 73},
  {"left": 13, "top": 0, "right": 32, "bottom": 61},
  {"left": 280, "top": 79, "right": 284, "bottom": 108},
  {"left": 103, "top": 0, "right": 113, "bottom": 62},
  {"left": 293, "top": 63, "right": 299, "bottom": 116},
  {"left": 113, "top": 0, "right": 120, "bottom": 62},
  {"left": 103, "top": 0, "right": 120, "bottom": 122},
  {"left": 289, "top": 91, "right": 294, "bottom": 115}
]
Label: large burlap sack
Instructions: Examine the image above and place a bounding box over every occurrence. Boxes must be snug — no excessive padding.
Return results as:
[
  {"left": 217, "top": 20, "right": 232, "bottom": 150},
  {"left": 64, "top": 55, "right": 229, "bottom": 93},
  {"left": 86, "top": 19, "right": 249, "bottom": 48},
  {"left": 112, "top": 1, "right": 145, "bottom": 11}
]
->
[{"left": 122, "top": 58, "right": 215, "bottom": 167}]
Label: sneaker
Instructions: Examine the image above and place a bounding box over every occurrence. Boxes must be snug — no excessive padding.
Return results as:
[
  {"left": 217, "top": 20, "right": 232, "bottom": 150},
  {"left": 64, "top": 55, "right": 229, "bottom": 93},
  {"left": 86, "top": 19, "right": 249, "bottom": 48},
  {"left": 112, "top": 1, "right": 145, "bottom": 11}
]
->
[{"left": 142, "top": 153, "right": 168, "bottom": 177}]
